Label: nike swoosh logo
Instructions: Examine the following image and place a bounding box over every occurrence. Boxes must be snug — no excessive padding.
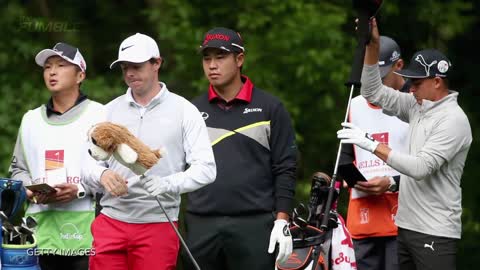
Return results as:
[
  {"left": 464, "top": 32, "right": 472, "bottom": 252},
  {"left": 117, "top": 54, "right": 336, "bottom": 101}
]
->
[{"left": 121, "top": 45, "right": 134, "bottom": 51}]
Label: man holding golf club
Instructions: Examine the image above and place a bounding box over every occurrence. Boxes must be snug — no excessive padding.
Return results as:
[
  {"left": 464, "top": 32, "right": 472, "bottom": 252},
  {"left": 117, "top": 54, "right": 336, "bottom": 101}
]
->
[
  {"left": 185, "top": 27, "right": 297, "bottom": 270},
  {"left": 10, "top": 42, "right": 104, "bottom": 270},
  {"left": 87, "top": 32, "right": 216, "bottom": 270},
  {"left": 340, "top": 35, "right": 408, "bottom": 270},
  {"left": 338, "top": 18, "right": 472, "bottom": 270}
]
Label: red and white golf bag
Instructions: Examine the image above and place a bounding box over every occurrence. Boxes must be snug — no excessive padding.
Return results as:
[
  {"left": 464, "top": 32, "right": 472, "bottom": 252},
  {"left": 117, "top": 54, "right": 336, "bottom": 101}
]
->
[{"left": 277, "top": 173, "right": 356, "bottom": 270}]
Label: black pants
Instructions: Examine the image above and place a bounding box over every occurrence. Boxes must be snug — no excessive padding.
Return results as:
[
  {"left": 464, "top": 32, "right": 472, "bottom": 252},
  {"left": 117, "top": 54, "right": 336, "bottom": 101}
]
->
[
  {"left": 397, "top": 227, "right": 457, "bottom": 270},
  {"left": 353, "top": 236, "right": 398, "bottom": 270},
  {"left": 39, "top": 255, "right": 89, "bottom": 270},
  {"left": 183, "top": 212, "right": 275, "bottom": 270}
]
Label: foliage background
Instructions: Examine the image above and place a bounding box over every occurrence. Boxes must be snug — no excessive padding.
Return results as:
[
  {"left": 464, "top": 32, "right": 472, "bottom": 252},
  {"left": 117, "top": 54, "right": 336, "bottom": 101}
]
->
[{"left": 0, "top": 0, "right": 478, "bottom": 267}]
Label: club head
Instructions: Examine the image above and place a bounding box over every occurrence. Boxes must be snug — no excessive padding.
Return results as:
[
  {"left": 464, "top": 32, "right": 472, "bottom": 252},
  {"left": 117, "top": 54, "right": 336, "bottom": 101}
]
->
[
  {"left": 14, "top": 226, "right": 21, "bottom": 232},
  {"left": 24, "top": 216, "right": 38, "bottom": 229},
  {"left": 353, "top": 0, "right": 383, "bottom": 17},
  {"left": 0, "top": 211, "right": 8, "bottom": 222},
  {"left": 0, "top": 212, "right": 14, "bottom": 231},
  {"left": 312, "top": 172, "right": 331, "bottom": 187},
  {"left": 18, "top": 224, "right": 34, "bottom": 236},
  {"left": 293, "top": 204, "right": 309, "bottom": 228}
]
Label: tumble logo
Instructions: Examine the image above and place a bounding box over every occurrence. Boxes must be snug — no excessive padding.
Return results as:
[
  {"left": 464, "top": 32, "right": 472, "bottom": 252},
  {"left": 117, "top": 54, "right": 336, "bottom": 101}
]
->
[{"left": 203, "top": 34, "right": 230, "bottom": 45}]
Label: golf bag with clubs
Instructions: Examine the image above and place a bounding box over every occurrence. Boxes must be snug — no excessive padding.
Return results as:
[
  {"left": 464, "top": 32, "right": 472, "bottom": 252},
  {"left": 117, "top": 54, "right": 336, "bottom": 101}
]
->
[
  {"left": 0, "top": 178, "right": 40, "bottom": 270},
  {"left": 278, "top": 0, "right": 386, "bottom": 268},
  {"left": 277, "top": 172, "right": 356, "bottom": 270}
]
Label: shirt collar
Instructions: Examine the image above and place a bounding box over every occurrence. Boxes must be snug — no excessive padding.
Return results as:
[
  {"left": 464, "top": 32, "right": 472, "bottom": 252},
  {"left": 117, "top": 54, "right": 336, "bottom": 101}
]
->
[
  {"left": 46, "top": 91, "right": 88, "bottom": 117},
  {"left": 419, "top": 90, "right": 458, "bottom": 113},
  {"left": 208, "top": 75, "right": 254, "bottom": 103},
  {"left": 126, "top": 82, "right": 169, "bottom": 108}
]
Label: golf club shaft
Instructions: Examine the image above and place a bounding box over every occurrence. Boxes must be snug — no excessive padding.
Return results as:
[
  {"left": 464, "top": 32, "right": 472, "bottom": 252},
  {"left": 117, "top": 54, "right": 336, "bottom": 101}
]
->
[
  {"left": 155, "top": 196, "right": 201, "bottom": 270},
  {"left": 320, "top": 84, "right": 356, "bottom": 231},
  {"left": 333, "top": 84, "right": 355, "bottom": 176}
]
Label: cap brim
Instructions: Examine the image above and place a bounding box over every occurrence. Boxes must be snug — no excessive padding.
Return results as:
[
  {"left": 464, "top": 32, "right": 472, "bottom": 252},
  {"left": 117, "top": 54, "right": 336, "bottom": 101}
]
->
[
  {"left": 35, "top": 50, "right": 63, "bottom": 67},
  {"left": 198, "top": 45, "right": 232, "bottom": 54},
  {"left": 35, "top": 49, "right": 84, "bottom": 71},
  {"left": 109, "top": 56, "right": 153, "bottom": 69},
  {"left": 379, "top": 64, "right": 392, "bottom": 79},
  {"left": 393, "top": 69, "right": 429, "bottom": 79}
]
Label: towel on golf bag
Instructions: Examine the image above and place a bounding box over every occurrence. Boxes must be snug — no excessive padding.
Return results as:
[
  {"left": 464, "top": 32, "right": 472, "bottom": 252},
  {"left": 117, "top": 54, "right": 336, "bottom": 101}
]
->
[{"left": 331, "top": 215, "right": 356, "bottom": 270}]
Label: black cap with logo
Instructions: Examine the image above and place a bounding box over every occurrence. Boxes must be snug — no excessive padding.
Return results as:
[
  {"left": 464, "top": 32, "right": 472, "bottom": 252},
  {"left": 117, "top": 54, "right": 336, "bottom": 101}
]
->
[
  {"left": 199, "top": 27, "right": 244, "bottom": 53},
  {"left": 395, "top": 49, "right": 451, "bottom": 79}
]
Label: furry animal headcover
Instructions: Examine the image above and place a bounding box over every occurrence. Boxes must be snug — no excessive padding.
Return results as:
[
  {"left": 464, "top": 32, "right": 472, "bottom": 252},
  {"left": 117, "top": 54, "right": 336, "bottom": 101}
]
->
[{"left": 88, "top": 122, "right": 162, "bottom": 175}]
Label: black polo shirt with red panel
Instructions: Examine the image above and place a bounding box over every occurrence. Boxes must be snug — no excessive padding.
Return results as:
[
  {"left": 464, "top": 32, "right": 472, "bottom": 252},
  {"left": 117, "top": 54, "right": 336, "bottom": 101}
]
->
[{"left": 188, "top": 75, "right": 297, "bottom": 216}]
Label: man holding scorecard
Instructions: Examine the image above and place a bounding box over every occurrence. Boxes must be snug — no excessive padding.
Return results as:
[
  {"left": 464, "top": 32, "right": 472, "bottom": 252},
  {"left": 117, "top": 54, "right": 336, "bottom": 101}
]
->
[{"left": 9, "top": 42, "right": 105, "bottom": 270}]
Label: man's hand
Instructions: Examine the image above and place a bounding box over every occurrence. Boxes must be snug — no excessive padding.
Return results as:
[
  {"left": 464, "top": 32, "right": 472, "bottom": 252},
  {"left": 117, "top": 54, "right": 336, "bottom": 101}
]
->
[
  {"left": 50, "top": 183, "right": 79, "bottom": 203},
  {"left": 364, "top": 17, "right": 380, "bottom": 65},
  {"left": 28, "top": 187, "right": 58, "bottom": 204},
  {"left": 268, "top": 219, "right": 293, "bottom": 264},
  {"left": 354, "top": 176, "right": 390, "bottom": 195},
  {"left": 140, "top": 175, "right": 178, "bottom": 197},
  {"left": 100, "top": 169, "right": 128, "bottom": 196},
  {"left": 31, "top": 192, "right": 55, "bottom": 204},
  {"left": 337, "top": 122, "right": 379, "bottom": 153}
]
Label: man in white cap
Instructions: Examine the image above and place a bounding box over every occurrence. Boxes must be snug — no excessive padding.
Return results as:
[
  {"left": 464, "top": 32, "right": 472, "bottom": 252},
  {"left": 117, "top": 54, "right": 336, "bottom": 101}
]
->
[
  {"left": 10, "top": 42, "right": 105, "bottom": 270},
  {"left": 86, "top": 33, "right": 216, "bottom": 270},
  {"left": 339, "top": 36, "right": 408, "bottom": 270}
]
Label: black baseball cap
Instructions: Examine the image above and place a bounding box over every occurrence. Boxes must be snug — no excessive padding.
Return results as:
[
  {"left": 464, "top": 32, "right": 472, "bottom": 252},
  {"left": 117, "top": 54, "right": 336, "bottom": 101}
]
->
[
  {"left": 199, "top": 27, "right": 244, "bottom": 53},
  {"left": 378, "top": 36, "right": 401, "bottom": 78},
  {"left": 35, "top": 42, "right": 86, "bottom": 72},
  {"left": 395, "top": 49, "right": 451, "bottom": 79}
]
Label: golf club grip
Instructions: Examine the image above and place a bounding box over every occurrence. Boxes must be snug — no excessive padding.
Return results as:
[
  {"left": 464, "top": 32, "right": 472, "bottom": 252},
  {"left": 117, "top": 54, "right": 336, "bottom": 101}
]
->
[
  {"left": 346, "top": 11, "right": 371, "bottom": 88},
  {"left": 155, "top": 196, "right": 201, "bottom": 270},
  {"left": 320, "top": 175, "right": 338, "bottom": 231}
]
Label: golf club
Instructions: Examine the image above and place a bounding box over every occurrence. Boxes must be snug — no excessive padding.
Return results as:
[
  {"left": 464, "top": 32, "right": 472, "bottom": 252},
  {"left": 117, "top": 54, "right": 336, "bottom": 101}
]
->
[
  {"left": 154, "top": 195, "right": 201, "bottom": 270},
  {"left": 320, "top": 0, "right": 384, "bottom": 231}
]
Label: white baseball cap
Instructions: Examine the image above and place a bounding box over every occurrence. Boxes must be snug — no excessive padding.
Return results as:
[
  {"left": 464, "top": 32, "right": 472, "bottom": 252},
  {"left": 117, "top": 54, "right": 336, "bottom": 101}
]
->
[
  {"left": 35, "top": 42, "right": 87, "bottom": 72},
  {"left": 110, "top": 33, "right": 160, "bottom": 69}
]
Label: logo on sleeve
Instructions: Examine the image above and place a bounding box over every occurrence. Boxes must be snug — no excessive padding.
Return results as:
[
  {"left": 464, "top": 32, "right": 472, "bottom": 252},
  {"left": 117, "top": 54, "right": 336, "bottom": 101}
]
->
[{"left": 200, "top": 112, "right": 209, "bottom": 120}]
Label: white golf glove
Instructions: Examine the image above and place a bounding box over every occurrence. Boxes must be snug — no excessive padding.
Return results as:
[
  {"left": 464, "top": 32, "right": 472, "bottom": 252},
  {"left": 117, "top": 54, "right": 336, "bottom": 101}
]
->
[
  {"left": 337, "top": 122, "right": 380, "bottom": 153},
  {"left": 268, "top": 219, "right": 293, "bottom": 264},
  {"left": 140, "top": 175, "right": 179, "bottom": 197}
]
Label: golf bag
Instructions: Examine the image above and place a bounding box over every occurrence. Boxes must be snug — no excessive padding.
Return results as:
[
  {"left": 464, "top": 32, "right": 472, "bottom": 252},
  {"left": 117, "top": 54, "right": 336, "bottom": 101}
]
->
[
  {"left": 278, "top": 172, "right": 356, "bottom": 270},
  {"left": 0, "top": 178, "right": 40, "bottom": 269}
]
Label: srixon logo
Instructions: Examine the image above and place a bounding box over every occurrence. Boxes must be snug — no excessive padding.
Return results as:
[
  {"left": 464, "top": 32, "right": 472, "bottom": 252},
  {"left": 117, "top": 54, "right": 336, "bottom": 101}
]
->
[
  {"left": 203, "top": 34, "right": 230, "bottom": 44},
  {"left": 243, "top": 108, "right": 262, "bottom": 114}
]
